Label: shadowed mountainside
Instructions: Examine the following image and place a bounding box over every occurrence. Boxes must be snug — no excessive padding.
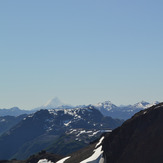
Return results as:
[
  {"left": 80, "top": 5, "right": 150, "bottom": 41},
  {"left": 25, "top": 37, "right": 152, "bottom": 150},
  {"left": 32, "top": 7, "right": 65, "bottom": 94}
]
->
[{"left": 102, "top": 102, "right": 163, "bottom": 163}]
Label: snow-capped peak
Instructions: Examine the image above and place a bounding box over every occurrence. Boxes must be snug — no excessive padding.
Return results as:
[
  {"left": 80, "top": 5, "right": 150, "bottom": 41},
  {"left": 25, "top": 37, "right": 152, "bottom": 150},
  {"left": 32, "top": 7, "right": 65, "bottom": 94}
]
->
[
  {"left": 133, "top": 101, "right": 150, "bottom": 109},
  {"left": 94, "top": 100, "right": 117, "bottom": 111},
  {"left": 34, "top": 97, "right": 74, "bottom": 110},
  {"left": 133, "top": 101, "right": 159, "bottom": 109},
  {"left": 43, "top": 97, "right": 65, "bottom": 108}
]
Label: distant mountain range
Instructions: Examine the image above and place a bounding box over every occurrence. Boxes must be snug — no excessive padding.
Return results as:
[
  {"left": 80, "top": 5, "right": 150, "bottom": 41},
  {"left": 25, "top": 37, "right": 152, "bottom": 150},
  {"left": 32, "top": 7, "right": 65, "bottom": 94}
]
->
[
  {"left": 93, "top": 100, "right": 159, "bottom": 120},
  {"left": 0, "top": 98, "right": 159, "bottom": 120},
  {"left": 0, "top": 107, "right": 34, "bottom": 116},
  {"left": 0, "top": 98, "right": 73, "bottom": 117}
]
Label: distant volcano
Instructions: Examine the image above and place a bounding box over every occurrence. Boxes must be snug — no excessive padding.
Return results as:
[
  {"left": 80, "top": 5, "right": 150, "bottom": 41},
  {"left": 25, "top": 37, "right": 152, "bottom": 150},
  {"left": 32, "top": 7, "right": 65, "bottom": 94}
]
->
[
  {"left": 36, "top": 97, "right": 73, "bottom": 109},
  {"left": 43, "top": 97, "right": 65, "bottom": 108}
]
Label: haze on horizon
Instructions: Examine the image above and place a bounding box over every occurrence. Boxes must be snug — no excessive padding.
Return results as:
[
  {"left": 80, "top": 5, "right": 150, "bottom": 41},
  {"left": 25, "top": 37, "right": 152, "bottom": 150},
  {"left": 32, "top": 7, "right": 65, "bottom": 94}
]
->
[{"left": 0, "top": 0, "right": 163, "bottom": 110}]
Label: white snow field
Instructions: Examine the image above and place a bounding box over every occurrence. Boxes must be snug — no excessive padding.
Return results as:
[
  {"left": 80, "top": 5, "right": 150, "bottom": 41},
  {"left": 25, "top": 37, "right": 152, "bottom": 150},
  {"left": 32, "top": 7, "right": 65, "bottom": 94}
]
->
[
  {"left": 56, "top": 156, "right": 71, "bottom": 163},
  {"left": 80, "top": 136, "right": 105, "bottom": 163}
]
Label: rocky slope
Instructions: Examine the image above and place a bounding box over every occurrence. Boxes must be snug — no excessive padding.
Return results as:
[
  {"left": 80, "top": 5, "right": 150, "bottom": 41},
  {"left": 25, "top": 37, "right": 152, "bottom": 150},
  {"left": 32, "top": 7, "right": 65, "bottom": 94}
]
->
[
  {"left": 102, "top": 102, "right": 163, "bottom": 163},
  {"left": 0, "top": 114, "right": 27, "bottom": 135}
]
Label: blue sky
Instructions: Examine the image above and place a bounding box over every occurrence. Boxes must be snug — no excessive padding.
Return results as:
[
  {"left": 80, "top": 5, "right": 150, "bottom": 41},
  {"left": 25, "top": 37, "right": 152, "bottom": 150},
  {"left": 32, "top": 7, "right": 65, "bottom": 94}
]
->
[{"left": 0, "top": 0, "right": 163, "bottom": 109}]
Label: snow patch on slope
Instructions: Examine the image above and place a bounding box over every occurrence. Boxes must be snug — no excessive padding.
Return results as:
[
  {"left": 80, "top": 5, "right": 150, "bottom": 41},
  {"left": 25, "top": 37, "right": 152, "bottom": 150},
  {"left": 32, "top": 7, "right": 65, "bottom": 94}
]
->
[
  {"left": 95, "top": 136, "right": 104, "bottom": 148},
  {"left": 80, "top": 145, "right": 103, "bottom": 163},
  {"left": 94, "top": 101, "right": 117, "bottom": 111},
  {"left": 80, "top": 136, "right": 105, "bottom": 163},
  {"left": 56, "top": 156, "right": 71, "bottom": 163}
]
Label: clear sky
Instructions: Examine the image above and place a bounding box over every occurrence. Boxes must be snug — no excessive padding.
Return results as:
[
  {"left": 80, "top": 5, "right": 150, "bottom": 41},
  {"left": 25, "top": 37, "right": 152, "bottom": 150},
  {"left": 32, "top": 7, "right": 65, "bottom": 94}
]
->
[{"left": 0, "top": 0, "right": 163, "bottom": 110}]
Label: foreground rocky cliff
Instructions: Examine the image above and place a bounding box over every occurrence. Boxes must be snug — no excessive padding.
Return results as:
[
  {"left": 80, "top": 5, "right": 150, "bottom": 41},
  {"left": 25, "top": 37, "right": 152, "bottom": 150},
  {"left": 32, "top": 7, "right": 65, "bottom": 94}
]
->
[{"left": 102, "top": 102, "right": 163, "bottom": 163}]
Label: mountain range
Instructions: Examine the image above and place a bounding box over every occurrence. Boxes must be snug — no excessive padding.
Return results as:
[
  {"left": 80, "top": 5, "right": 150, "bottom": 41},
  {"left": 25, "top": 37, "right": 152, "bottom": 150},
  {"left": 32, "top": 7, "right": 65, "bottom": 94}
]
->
[
  {"left": 94, "top": 100, "right": 159, "bottom": 120},
  {"left": 0, "top": 98, "right": 159, "bottom": 120},
  {"left": 0, "top": 107, "right": 33, "bottom": 116},
  {"left": 0, "top": 101, "right": 162, "bottom": 162},
  {"left": 40, "top": 102, "right": 163, "bottom": 163},
  {"left": 0, "top": 106, "right": 123, "bottom": 160}
]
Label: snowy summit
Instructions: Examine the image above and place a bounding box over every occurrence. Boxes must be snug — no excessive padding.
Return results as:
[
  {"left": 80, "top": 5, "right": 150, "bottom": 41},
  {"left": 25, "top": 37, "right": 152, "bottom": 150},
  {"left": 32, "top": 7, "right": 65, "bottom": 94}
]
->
[
  {"left": 36, "top": 97, "right": 73, "bottom": 110},
  {"left": 43, "top": 97, "right": 65, "bottom": 109}
]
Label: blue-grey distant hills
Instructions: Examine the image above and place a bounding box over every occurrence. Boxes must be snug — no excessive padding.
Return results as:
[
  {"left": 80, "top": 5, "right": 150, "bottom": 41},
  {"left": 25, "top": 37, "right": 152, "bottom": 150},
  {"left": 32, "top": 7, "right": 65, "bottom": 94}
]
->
[
  {"left": 0, "top": 98, "right": 73, "bottom": 117},
  {"left": 0, "top": 107, "right": 34, "bottom": 116}
]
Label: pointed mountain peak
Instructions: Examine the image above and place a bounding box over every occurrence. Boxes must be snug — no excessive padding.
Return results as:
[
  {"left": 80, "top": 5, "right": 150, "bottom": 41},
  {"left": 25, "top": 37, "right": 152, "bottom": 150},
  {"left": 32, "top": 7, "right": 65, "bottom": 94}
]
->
[
  {"left": 135, "top": 101, "right": 150, "bottom": 106},
  {"left": 34, "top": 97, "right": 74, "bottom": 110},
  {"left": 94, "top": 100, "right": 117, "bottom": 111},
  {"left": 10, "top": 107, "right": 21, "bottom": 111},
  {"left": 103, "top": 100, "right": 114, "bottom": 105},
  {"left": 43, "top": 97, "right": 65, "bottom": 108},
  {"left": 95, "top": 100, "right": 116, "bottom": 107},
  {"left": 133, "top": 101, "right": 159, "bottom": 109}
]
